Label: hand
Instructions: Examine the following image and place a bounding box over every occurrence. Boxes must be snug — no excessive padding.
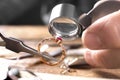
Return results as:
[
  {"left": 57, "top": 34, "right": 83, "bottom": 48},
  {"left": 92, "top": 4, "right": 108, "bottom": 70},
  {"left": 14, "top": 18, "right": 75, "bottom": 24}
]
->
[{"left": 82, "top": 10, "right": 120, "bottom": 68}]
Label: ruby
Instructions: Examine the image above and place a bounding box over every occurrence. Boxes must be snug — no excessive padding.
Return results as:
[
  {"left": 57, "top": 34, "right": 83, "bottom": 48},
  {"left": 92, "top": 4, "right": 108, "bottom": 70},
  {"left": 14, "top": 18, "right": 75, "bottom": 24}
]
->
[{"left": 56, "top": 37, "right": 62, "bottom": 41}]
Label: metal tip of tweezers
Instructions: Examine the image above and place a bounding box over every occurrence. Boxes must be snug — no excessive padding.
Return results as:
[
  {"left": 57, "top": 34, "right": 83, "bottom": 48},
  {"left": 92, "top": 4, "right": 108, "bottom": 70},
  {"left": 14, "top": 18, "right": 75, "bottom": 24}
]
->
[{"left": 0, "top": 33, "right": 56, "bottom": 61}]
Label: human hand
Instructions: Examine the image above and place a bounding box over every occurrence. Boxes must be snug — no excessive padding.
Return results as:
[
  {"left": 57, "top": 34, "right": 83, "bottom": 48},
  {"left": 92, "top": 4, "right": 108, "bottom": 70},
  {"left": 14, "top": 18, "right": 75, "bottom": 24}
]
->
[{"left": 82, "top": 10, "right": 120, "bottom": 68}]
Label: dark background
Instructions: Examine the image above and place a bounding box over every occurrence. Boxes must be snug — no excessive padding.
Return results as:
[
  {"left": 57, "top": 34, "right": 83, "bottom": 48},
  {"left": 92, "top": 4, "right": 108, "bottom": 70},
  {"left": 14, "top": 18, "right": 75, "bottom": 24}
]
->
[{"left": 0, "top": 0, "right": 98, "bottom": 25}]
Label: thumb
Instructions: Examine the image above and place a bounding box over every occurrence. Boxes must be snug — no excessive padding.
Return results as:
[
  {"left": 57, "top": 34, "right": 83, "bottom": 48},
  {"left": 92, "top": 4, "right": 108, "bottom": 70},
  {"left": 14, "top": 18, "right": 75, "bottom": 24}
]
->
[
  {"left": 82, "top": 10, "right": 120, "bottom": 50},
  {"left": 84, "top": 49, "right": 120, "bottom": 68}
]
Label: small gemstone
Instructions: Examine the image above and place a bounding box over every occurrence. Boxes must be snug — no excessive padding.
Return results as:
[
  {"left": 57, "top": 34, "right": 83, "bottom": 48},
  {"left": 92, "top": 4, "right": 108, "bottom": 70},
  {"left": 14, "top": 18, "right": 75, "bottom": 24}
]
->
[{"left": 56, "top": 37, "right": 62, "bottom": 41}]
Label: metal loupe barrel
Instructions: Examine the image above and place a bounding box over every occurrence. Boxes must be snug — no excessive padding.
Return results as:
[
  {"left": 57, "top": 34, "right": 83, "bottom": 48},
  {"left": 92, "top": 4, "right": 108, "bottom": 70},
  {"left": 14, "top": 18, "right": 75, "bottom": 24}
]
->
[{"left": 48, "top": 3, "right": 82, "bottom": 40}]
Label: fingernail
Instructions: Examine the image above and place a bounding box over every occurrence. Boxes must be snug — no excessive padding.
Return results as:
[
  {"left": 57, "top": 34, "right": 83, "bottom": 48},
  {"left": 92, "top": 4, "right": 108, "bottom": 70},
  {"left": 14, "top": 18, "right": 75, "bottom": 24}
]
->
[{"left": 84, "top": 33, "right": 103, "bottom": 49}]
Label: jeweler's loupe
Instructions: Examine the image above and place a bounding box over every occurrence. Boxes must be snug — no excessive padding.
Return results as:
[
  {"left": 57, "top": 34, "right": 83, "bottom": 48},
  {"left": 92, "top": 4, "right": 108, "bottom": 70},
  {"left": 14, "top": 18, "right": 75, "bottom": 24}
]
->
[
  {"left": 48, "top": 1, "right": 120, "bottom": 40},
  {"left": 48, "top": 4, "right": 83, "bottom": 40}
]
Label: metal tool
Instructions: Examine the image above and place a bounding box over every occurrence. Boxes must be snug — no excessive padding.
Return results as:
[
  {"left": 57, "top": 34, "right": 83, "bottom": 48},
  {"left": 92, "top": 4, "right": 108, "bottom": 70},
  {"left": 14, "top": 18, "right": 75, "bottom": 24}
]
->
[
  {"left": 48, "top": 0, "right": 120, "bottom": 40},
  {"left": 0, "top": 33, "right": 56, "bottom": 61}
]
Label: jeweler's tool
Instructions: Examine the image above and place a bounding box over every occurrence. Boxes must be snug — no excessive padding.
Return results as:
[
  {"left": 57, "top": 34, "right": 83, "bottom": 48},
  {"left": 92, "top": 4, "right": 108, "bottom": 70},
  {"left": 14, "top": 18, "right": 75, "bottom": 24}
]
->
[
  {"left": 0, "top": 33, "right": 56, "bottom": 61},
  {"left": 48, "top": 0, "right": 120, "bottom": 40}
]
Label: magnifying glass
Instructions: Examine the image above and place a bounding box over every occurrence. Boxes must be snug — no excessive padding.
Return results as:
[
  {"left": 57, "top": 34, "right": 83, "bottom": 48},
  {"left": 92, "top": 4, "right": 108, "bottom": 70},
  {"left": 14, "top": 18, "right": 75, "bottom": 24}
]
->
[
  {"left": 48, "top": 0, "right": 120, "bottom": 40},
  {"left": 48, "top": 3, "right": 83, "bottom": 40}
]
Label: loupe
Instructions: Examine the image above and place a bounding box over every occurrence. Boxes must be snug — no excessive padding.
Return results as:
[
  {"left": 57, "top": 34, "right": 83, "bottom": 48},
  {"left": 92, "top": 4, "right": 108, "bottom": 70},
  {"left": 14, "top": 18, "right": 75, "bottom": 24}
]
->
[
  {"left": 48, "top": 1, "right": 120, "bottom": 40},
  {"left": 48, "top": 4, "right": 83, "bottom": 40}
]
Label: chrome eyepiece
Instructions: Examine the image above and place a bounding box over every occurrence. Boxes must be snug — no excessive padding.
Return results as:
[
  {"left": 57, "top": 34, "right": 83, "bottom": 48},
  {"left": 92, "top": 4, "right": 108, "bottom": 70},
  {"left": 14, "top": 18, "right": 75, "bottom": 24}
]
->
[{"left": 48, "top": 4, "right": 83, "bottom": 40}]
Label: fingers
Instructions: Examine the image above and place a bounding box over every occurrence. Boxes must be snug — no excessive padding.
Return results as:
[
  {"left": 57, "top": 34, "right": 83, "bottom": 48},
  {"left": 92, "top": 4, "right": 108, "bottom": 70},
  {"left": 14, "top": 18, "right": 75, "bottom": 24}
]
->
[
  {"left": 82, "top": 10, "right": 120, "bottom": 68},
  {"left": 82, "top": 10, "right": 120, "bottom": 49},
  {"left": 84, "top": 49, "right": 120, "bottom": 68}
]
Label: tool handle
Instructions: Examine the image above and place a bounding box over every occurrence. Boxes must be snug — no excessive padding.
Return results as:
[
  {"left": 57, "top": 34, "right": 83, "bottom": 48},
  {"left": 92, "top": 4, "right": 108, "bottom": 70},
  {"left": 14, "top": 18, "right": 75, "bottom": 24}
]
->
[{"left": 79, "top": 0, "right": 120, "bottom": 29}]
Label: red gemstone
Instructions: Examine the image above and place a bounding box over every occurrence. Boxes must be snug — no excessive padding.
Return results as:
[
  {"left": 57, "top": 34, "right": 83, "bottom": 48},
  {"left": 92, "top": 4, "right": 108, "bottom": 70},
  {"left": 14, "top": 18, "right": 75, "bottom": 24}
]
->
[{"left": 56, "top": 37, "right": 62, "bottom": 41}]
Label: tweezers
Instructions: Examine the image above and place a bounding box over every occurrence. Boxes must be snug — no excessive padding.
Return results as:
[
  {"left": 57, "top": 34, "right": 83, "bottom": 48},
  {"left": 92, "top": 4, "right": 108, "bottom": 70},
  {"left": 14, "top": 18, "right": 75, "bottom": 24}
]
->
[{"left": 0, "top": 33, "right": 56, "bottom": 61}]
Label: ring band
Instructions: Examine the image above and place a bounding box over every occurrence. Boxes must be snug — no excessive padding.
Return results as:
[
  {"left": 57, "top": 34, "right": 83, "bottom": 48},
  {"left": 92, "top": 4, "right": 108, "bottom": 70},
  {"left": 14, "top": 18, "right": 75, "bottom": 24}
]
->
[{"left": 37, "top": 37, "right": 66, "bottom": 66}]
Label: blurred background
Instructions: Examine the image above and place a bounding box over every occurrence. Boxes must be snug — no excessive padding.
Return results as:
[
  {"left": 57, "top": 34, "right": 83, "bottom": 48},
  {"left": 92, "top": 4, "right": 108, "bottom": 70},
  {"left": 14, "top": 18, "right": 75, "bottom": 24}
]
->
[{"left": 0, "top": 0, "right": 98, "bottom": 25}]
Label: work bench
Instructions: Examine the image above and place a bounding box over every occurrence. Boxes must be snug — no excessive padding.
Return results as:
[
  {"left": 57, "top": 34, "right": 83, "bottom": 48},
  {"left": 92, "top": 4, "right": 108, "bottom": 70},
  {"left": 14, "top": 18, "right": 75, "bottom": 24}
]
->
[{"left": 0, "top": 26, "right": 120, "bottom": 80}]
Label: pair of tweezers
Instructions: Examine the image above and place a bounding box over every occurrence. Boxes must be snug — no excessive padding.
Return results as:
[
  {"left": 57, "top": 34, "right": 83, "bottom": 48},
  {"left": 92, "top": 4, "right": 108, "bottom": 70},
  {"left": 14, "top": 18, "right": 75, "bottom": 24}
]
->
[{"left": 0, "top": 33, "right": 55, "bottom": 61}]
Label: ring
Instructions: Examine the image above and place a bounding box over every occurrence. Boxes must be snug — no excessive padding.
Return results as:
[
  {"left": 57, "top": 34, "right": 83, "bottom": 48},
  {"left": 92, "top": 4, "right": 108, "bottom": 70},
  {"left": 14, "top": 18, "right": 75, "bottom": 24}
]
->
[{"left": 37, "top": 37, "right": 66, "bottom": 66}]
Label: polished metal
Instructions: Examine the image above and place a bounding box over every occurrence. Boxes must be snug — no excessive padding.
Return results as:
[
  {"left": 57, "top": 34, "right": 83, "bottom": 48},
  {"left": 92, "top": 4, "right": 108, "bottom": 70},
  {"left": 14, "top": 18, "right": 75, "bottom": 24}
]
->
[{"left": 48, "top": 3, "right": 82, "bottom": 40}]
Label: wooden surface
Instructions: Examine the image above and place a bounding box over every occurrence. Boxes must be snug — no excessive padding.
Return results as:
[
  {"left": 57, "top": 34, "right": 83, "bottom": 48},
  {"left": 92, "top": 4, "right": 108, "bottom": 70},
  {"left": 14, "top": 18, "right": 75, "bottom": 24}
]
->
[{"left": 0, "top": 25, "right": 120, "bottom": 79}]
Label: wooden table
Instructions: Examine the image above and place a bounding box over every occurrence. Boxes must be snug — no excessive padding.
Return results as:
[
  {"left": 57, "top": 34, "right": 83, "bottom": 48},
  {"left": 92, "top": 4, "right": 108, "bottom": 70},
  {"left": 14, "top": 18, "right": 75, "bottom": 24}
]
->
[{"left": 0, "top": 26, "right": 120, "bottom": 79}]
